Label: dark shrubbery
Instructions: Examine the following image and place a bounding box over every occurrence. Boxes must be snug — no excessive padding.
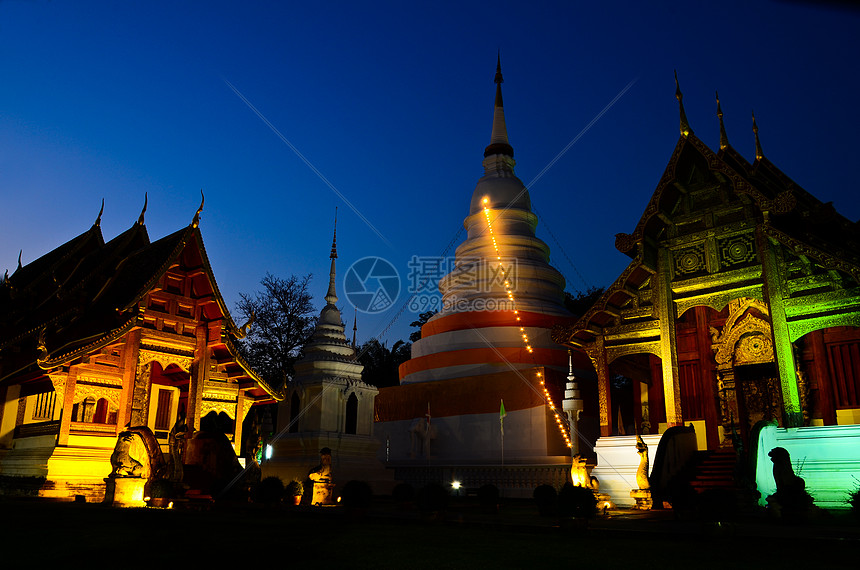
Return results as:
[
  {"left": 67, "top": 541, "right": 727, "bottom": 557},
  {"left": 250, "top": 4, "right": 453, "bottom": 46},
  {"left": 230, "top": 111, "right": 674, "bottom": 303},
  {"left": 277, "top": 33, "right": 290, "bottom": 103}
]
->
[
  {"left": 558, "top": 483, "right": 597, "bottom": 519},
  {"left": 285, "top": 480, "right": 304, "bottom": 497},
  {"left": 768, "top": 486, "right": 815, "bottom": 521},
  {"left": 533, "top": 484, "right": 557, "bottom": 517},
  {"left": 149, "top": 478, "right": 175, "bottom": 499},
  {"left": 0, "top": 476, "right": 46, "bottom": 497},
  {"left": 392, "top": 482, "right": 415, "bottom": 505},
  {"left": 341, "top": 480, "right": 373, "bottom": 510},
  {"left": 252, "top": 476, "right": 284, "bottom": 505},
  {"left": 477, "top": 484, "right": 500, "bottom": 513},
  {"left": 417, "top": 482, "right": 449, "bottom": 513},
  {"left": 848, "top": 484, "right": 860, "bottom": 520}
]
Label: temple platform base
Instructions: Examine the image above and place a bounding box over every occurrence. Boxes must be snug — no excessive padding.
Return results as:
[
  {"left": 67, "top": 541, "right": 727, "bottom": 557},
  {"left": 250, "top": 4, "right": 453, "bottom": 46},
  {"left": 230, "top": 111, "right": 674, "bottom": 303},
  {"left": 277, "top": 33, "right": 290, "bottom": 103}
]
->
[
  {"left": 104, "top": 476, "right": 146, "bottom": 508},
  {"left": 630, "top": 488, "right": 653, "bottom": 510}
]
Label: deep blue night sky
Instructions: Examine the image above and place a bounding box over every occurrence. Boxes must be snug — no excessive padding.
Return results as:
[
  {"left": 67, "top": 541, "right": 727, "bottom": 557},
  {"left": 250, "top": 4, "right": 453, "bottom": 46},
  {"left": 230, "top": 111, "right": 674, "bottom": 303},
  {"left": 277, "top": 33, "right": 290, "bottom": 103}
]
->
[{"left": 2, "top": 1, "right": 858, "bottom": 344}]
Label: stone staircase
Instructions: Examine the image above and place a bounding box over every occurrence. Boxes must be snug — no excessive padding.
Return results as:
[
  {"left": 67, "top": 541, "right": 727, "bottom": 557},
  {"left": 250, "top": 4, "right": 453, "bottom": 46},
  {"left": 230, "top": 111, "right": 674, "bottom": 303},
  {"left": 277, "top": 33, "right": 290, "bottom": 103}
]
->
[
  {"left": 688, "top": 449, "right": 736, "bottom": 493},
  {"left": 686, "top": 449, "right": 760, "bottom": 513}
]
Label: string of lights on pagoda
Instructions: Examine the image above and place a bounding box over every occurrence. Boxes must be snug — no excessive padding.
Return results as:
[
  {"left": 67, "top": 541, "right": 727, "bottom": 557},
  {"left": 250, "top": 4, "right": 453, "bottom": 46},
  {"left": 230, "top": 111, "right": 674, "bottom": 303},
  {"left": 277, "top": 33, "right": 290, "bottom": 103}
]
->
[{"left": 482, "top": 197, "right": 572, "bottom": 449}]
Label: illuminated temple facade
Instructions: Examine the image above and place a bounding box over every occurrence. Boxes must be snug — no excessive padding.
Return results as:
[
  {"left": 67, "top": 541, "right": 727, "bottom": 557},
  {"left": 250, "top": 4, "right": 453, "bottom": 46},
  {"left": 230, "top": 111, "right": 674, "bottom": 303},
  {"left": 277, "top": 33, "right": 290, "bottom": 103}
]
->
[
  {"left": 0, "top": 203, "right": 278, "bottom": 500},
  {"left": 374, "top": 60, "right": 587, "bottom": 484},
  {"left": 552, "top": 84, "right": 860, "bottom": 507}
]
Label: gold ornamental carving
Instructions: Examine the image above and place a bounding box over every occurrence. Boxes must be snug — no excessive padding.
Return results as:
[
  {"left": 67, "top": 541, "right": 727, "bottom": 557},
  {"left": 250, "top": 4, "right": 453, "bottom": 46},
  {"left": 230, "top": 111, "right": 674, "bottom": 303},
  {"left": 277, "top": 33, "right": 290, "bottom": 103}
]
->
[
  {"left": 48, "top": 373, "right": 66, "bottom": 401},
  {"left": 675, "top": 287, "right": 764, "bottom": 319},
  {"left": 74, "top": 384, "right": 122, "bottom": 409},
  {"left": 585, "top": 343, "right": 610, "bottom": 430},
  {"left": 605, "top": 341, "right": 662, "bottom": 365},
  {"left": 138, "top": 348, "right": 193, "bottom": 372},
  {"left": 78, "top": 375, "right": 123, "bottom": 387},
  {"left": 734, "top": 333, "right": 774, "bottom": 366},
  {"left": 710, "top": 298, "right": 773, "bottom": 367},
  {"left": 201, "top": 399, "right": 237, "bottom": 420}
]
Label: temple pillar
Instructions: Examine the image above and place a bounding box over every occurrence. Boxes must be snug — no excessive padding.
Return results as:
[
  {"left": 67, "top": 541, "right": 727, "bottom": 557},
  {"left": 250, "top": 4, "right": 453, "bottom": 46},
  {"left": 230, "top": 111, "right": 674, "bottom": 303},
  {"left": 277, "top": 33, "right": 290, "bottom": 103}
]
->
[
  {"left": 57, "top": 367, "right": 78, "bottom": 446},
  {"left": 129, "top": 362, "right": 152, "bottom": 427},
  {"left": 758, "top": 231, "right": 803, "bottom": 427},
  {"left": 116, "top": 330, "right": 140, "bottom": 433},
  {"left": 0, "top": 384, "right": 21, "bottom": 448},
  {"left": 234, "top": 391, "right": 246, "bottom": 456},
  {"left": 655, "top": 250, "right": 682, "bottom": 426},
  {"left": 187, "top": 324, "right": 210, "bottom": 432},
  {"left": 587, "top": 338, "right": 611, "bottom": 437}
]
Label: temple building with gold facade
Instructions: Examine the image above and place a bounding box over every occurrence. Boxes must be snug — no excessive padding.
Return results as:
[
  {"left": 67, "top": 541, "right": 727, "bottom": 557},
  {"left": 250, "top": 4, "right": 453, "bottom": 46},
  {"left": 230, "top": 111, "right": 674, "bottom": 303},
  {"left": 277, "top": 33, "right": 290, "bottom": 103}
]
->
[
  {"left": 552, "top": 79, "right": 860, "bottom": 508},
  {"left": 0, "top": 200, "right": 280, "bottom": 500}
]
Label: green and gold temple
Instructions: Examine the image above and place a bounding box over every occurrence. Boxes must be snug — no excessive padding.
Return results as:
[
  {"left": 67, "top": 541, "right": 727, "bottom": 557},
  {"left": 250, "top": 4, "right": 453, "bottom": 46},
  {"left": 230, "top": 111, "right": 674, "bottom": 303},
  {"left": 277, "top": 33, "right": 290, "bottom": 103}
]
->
[{"left": 552, "top": 78, "right": 860, "bottom": 507}]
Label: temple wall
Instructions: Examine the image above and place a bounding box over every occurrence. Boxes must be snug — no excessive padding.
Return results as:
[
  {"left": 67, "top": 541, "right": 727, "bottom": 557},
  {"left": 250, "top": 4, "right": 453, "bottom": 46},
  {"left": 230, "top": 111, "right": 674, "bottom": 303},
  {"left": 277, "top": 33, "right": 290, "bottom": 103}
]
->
[
  {"left": 375, "top": 405, "right": 554, "bottom": 464},
  {"left": 589, "top": 434, "right": 662, "bottom": 507},
  {"left": 263, "top": 432, "right": 394, "bottom": 495}
]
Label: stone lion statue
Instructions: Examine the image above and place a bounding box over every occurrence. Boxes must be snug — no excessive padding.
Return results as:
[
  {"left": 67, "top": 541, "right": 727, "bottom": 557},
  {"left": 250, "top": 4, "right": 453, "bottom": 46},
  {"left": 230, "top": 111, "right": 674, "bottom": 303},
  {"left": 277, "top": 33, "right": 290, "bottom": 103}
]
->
[
  {"left": 769, "top": 447, "right": 804, "bottom": 496},
  {"left": 110, "top": 431, "right": 145, "bottom": 478}
]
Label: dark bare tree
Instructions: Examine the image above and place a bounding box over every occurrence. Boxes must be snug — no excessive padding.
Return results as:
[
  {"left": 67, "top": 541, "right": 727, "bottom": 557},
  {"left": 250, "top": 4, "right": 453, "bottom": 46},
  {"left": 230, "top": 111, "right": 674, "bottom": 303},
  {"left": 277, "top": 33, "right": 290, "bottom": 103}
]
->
[{"left": 235, "top": 273, "right": 316, "bottom": 388}]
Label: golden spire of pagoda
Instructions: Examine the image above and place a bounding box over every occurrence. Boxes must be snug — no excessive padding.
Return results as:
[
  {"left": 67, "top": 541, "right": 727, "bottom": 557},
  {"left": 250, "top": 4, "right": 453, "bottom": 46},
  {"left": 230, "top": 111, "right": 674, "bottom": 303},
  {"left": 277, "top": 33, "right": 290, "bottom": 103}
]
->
[
  {"left": 752, "top": 110, "right": 764, "bottom": 160},
  {"left": 674, "top": 70, "right": 692, "bottom": 137},
  {"left": 716, "top": 91, "right": 728, "bottom": 150},
  {"left": 137, "top": 193, "right": 148, "bottom": 226}
]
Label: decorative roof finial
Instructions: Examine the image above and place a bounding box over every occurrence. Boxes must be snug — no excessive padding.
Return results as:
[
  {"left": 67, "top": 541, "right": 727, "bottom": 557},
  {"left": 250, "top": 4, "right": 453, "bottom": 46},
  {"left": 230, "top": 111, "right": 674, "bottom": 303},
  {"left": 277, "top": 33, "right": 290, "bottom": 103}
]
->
[
  {"left": 325, "top": 208, "right": 338, "bottom": 305},
  {"left": 352, "top": 310, "right": 357, "bottom": 349},
  {"left": 494, "top": 50, "right": 504, "bottom": 104},
  {"left": 237, "top": 310, "right": 255, "bottom": 339},
  {"left": 716, "top": 91, "right": 728, "bottom": 150},
  {"left": 330, "top": 207, "right": 338, "bottom": 260},
  {"left": 17, "top": 250, "right": 22, "bottom": 272},
  {"left": 567, "top": 349, "right": 575, "bottom": 379},
  {"left": 36, "top": 327, "right": 49, "bottom": 367},
  {"left": 94, "top": 198, "right": 104, "bottom": 227},
  {"left": 752, "top": 110, "right": 764, "bottom": 160},
  {"left": 137, "top": 193, "right": 148, "bottom": 226},
  {"left": 674, "top": 70, "right": 692, "bottom": 137},
  {"left": 484, "top": 54, "right": 514, "bottom": 158},
  {"left": 192, "top": 190, "right": 205, "bottom": 229}
]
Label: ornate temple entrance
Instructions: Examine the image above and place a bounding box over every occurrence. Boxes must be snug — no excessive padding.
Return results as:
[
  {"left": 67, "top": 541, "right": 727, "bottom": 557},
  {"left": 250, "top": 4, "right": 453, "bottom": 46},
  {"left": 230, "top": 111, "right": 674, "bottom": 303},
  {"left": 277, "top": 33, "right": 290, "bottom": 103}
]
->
[
  {"left": 736, "top": 363, "right": 782, "bottom": 430},
  {"left": 711, "top": 299, "right": 783, "bottom": 445}
]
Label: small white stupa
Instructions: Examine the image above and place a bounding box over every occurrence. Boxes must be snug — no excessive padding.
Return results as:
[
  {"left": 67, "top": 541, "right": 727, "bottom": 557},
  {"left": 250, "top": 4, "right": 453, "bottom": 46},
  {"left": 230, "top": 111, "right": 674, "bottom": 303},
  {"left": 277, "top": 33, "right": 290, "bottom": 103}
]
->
[{"left": 263, "top": 215, "right": 394, "bottom": 493}]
